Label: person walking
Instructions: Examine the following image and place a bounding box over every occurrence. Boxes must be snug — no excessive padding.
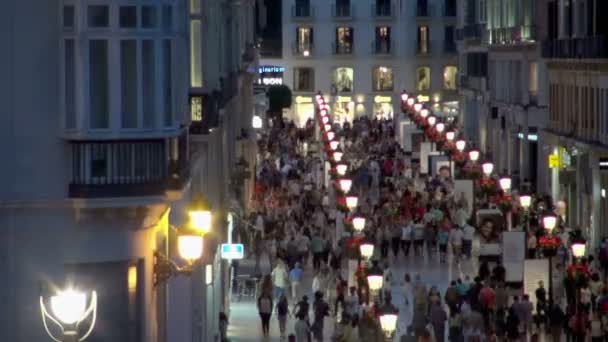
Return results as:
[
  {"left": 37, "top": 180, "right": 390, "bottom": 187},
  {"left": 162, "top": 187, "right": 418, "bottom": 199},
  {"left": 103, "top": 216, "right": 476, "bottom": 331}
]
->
[
  {"left": 548, "top": 302, "right": 564, "bottom": 342},
  {"left": 290, "top": 262, "right": 304, "bottom": 302},
  {"left": 401, "top": 220, "right": 413, "bottom": 257},
  {"left": 271, "top": 260, "right": 289, "bottom": 299},
  {"left": 429, "top": 301, "right": 447, "bottom": 342},
  {"left": 277, "top": 294, "right": 289, "bottom": 339},
  {"left": 258, "top": 293, "right": 273, "bottom": 337},
  {"left": 462, "top": 223, "right": 475, "bottom": 259},
  {"left": 311, "top": 233, "right": 325, "bottom": 271},
  {"left": 450, "top": 226, "right": 464, "bottom": 263},
  {"left": 311, "top": 292, "right": 330, "bottom": 342},
  {"left": 294, "top": 313, "right": 311, "bottom": 342}
]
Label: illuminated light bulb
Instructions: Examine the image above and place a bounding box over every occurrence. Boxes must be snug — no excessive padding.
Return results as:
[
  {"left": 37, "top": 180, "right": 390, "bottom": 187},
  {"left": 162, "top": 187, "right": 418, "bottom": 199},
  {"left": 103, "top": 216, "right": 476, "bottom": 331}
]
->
[
  {"left": 499, "top": 176, "right": 512, "bottom": 191},
  {"left": 339, "top": 178, "right": 353, "bottom": 193},
  {"left": 435, "top": 122, "right": 445, "bottom": 133},
  {"left": 420, "top": 109, "right": 429, "bottom": 118},
  {"left": 333, "top": 150, "right": 344, "bottom": 162},
  {"left": 482, "top": 161, "right": 494, "bottom": 176},
  {"left": 414, "top": 103, "right": 423, "bottom": 112},
  {"left": 336, "top": 163, "right": 348, "bottom": 176},
  {"left": 427, "top": 116, "right": 436, "bottom": 127},
  {"left": 329, "top": 140, "right": 339, "bottom": 150},
  {"left": 455, "top": 139, "right": 466, "bottom": 152},
  {"left": 345, "top": 195, "right": 358, "bottom": 210},
  {"left": 50, "top": 289, "right": 87, "bottom": 324},
  {"left": 407, "top": 98, "right": 415, "bottom": 106},
  {"left": 445, "top": 131, "right": 455, "bottom": 141},
  {"left": 468, "top": 149, "right": 480, "bottom": 162},
  {"left": 519, "top": 194, "right": 532, "bottom": 209},
  {"left": 326, "top": 131, "right": 335, "bottom": 141},
  {"left": 178, "top": 234, "right": 204, "bottom": 261}
]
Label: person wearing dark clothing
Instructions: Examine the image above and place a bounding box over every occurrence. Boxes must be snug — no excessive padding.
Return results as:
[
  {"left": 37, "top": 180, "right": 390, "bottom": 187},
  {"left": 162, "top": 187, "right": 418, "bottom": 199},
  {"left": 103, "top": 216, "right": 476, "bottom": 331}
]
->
[
  {"left": 534, "top": 281, "right": 548, "bottom": 329},
  {"left": 505, "top": 307, "right": 520, "bottom": 341},
  {"left": 478, "top": 261, "right": 490, "bottom": 282},
  {"left": 492, "top": 263, "right": 506, "bottom": 284},
  {"left": 548, "top": 303, "right": 564, "bottom": 342}
]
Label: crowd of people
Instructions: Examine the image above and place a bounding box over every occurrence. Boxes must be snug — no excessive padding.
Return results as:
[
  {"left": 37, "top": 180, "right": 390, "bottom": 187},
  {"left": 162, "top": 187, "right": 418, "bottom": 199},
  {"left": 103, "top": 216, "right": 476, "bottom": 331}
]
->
[{"left": 239, "top": 116, "right": 608, "bottom": 342}]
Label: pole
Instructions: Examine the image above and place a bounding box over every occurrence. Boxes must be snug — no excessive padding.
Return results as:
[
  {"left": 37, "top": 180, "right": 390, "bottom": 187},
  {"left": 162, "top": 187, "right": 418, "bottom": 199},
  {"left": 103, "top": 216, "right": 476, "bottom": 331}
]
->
[{"left": 548, "top": 255, "right": 553, "bottom": 304}]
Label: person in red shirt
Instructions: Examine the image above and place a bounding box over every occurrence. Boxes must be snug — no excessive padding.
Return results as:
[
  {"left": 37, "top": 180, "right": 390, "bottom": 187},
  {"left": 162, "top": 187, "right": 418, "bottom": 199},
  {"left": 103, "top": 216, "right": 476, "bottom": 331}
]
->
[{"left": 479, "top": 282, "right": 496, "bottom": 328}]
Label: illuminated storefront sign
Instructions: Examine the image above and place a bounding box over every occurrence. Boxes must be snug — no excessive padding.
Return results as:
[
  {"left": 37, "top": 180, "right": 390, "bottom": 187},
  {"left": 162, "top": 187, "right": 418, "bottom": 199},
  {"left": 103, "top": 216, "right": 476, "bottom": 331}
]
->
[
  {"left": 374, "top": 95, "right": 392, "bottom": 103},
  {"left": 261, "top": 77, "right": 283, "bottom": 85},
  {"left": 417, "top": 95, "right": 430, "bottom": 102},
  {"left": 258, "top": 65, "right": 285, "bottom": 86},
  {"left": 295, "top": 96, "right": 313, "bottom": 104},
  {"left": 258, "top": 66, "right": 285, "bottom": 73},
  {"left": 337, "top": 96, "right": 352, "bottom": 103}
]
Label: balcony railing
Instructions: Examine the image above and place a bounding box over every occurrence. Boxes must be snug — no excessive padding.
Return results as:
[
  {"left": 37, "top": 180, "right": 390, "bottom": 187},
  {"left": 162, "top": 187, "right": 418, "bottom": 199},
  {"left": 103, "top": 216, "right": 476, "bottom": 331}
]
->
[
  {"left": 457, "top": 24, "right": 485, "bottom": 40},
  {"left": 69, "top": 134, "right": 189, "bottom": 198},
  {"left": 372, "top": 40, "right": 393, "bottom": 55},
  {"left": 332, "top": 4, "right": 353, "bottom": 18},
  {"left": 292, "top": 4, "right": 313, "bottom": 19},
  {"left": 541, "top": 36, "right": 608, "bottom": 59},
  {"left": 490, "top": 26, "right": 537, "bottom": 45},
  {"left": 372, "top": 3, "right": 393, "bottom": 18},
  {"left": 333, "top": 42, "right": 354, "bottom": 55},
  {"left": 292, "top": 42, "right": 313, "bottom": 57}
]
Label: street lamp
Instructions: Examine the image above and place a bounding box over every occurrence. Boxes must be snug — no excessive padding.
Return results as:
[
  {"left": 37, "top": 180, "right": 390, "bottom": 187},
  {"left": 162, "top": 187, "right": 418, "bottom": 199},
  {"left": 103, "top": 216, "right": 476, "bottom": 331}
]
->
[
  {"left": 420, "top": 108, "right": 429, "bottom": 118},
  {"left": 468, "top": 148, "right": 480, "bottom": 162},
  {"left": 154, "top": 227, "right": 204, "bottom": 285},
  {"left": 252, "top": 115, "right": 263, "bottom": 129},
  {"left": 326, "top": 131, "right": 335, "bottom": 141},
  {"left": 366, "top": 261, "right": 384, "bottom": 301},
  {"left": 345, "top": 195, "right": 358, "bottom": 211},
  {"left": 482, "top": 161, "right": 494, "bottom": 176},
  {"left": 427, "top": 115, "right": 437, "bottom": 127},
  {"left": 519, "top": 194, "right": 532, "bottom": 209},
  {"left": 352, "top": 216, "right": 366, "bottom": 233},
  {"left": 499, "top": 175, "right": 512, "bottom": 192},
  {"left": 543, "top": 213, "right": 558, "bottom": 231},
  {"left": 455, "top": 139, "right": 466, "bottom": 152},
  {"left": 321, "top": 116, "right": 330, "bottom": 124},
  {"left": 400, "top": 92, "right": 409, "bottom": 102},
  {"left": 332, "top": 150, "right": 344, "bottom": 162},
  {"left": 329, "top": 140, "right": 339, "bottom": 151},
  {"left": 324, "top": 124, "right": 332, "bottom": 132},
  {"left": 320, "top": 108, "right": 328, "bottom": 117},
  {"left": 378, "top": 302, "right": 399, "bottom": 339},
  {"left": 336, "top": 163, "right": 348, "bottom": 176},
  {"left": 40, "top": 288, "right": 97, "bottom": 342},
  {"left": 188, "top": 194, "right": 212, "bottom": 234},
  {"left": 360, "top": 240, "right": 374, "bottom": 260},
  {"left": 446, "top": 130, "right": 456, "bottom": 142},
  {"left": 414, "top": 103, "right": 423, "bottom": 112},
  {"left": 435, "top": 122, "right": 445, "bottom": 133},
  {"left": 572, "top": 241, "right": 586, "bottom": 258},
  {"left": 338, "top": 178, "right": 353, "bottom": 193},
  {"left": 407, "top": 98, "right": 415, "bottom": 107}
]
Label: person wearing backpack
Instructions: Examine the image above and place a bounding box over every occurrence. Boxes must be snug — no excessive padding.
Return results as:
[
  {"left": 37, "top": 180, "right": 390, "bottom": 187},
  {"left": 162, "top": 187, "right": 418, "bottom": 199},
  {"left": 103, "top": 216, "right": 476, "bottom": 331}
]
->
[{"left": 257, "top": 293, "right": 273, "bottom": 337}]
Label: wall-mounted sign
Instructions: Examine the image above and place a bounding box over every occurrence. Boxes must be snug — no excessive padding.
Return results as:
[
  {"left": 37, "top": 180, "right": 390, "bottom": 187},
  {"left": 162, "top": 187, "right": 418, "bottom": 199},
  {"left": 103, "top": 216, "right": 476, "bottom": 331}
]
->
[
  {"left": 221, "top": 243, "right": 244, "bottom": 260},
  {"left": 517, "top": 133, "right": 539, "bottom": 141},
  {"left": 259, "top": 66, "right": 285, "bottom": 73},
  {"left": 417, "top": 95, "right": 430, "bottom": 102},
  {"left": 599, "top": 158, "right": 608, "bottom": 170},
  {"left": 548, "top": 154, "right": 561, "bottom": 169},
  {"left": 295, "top": 96, "right": 313, "bottom": 104},
  {"left": 258, "top": 65, "right": 285, "bottom": 86},
  {"left": 261, "top": 77, "right": 283, "bottom": 85},
  {"left": 337, "top": 96, "right": 352, "bottom": 103},
  {"left": 374, "top": 95, "right": 392, "bottom": 103}
]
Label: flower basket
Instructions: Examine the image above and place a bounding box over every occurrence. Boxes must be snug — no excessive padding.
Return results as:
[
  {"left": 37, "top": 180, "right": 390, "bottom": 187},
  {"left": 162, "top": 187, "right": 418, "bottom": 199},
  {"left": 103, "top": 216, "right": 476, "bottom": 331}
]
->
[
  {"left": 336, "top": 197, "right": 349, "bottom": 213},
  {"left": 566, "top": 264, "right": 591, "bottom": 287},
  {"left": 539, "top": 236, "right": 560, "bottom": 257},
  {"left": 493, "top": 195, "right": 513, "bottom": 213},
  {"left": 479, "top": 177, "right": 500, "bottom": 197},
  {"left": 424, "top": 128, "right": 442, "bottom": 143},
  {"left": 346, "top": 236, "right": 363, "bottom": 259},
  {"left": 452, "top": 152, "right": 467, "bottom": 167},
  {"left": 462, "top": 163, "right": 482, "bottom": 180}
]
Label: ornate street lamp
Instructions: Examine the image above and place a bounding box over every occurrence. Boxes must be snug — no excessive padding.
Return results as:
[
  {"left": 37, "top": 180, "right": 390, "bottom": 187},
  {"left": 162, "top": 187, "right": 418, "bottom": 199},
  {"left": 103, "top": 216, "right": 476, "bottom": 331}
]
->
[
  {"left": 400, "top": 92, "right": 409, "bottom": 102},
  {"left": 455, "top": 139, "right": 466, "bottom": 152},
  {"left": 468, "top": 148, "right": 480, "bottom": 162},
  {"left": 336, "top": 163, "right": 348, "bottom": 176},
  {"left": 332, "top": 150, "right": 344, "bottom": 162},
  {"left": 378, "top": 302, "right": 399, "bottom": 339},
  {"left": 252, "top": 115, "right": 263, "bottom": 129},
  {"left": 188, "top": 195, "right": 212, "bottom": 234},
  {"left": 407, "top": 98, "right": 415, "bottom": 107},
  {"left": 543, "top": 213, "right": 558, "bottom": 231},
  {"left": 482, "top": 161, "right": 494, "bottom": 176},
  {"left": 338, "top": 178, "right": 353, "bottom": 193},
  {"left": 359, "top": 240, "right": 374, "bottom": 260},
  {"left": 324, "top": 124, "right": 332, "bottom": 132},
  {"left": 329, "top": 140, "right": 339, "bottom": 151},
  {"left": 352, "top": 216, "right": 366, "bottom": 233},
  {"left": 420, "top": 108, "right": 429, "bottom": 118},
  {"left": 427, "top": 115, "right": 437, "bottom": 127},
  {"left": 321, "top": 116, "right": 330, "bottom": 124},
  {"left": 519, "top": 194, "right": 532, "bottom": 209},
  {"left": 435, "top": 122, "right": 445, "bottom": 133},
  {"left": 572, "top": 241, "right": 586, "bottom": 258},
  {"left": 499, "top": 175, "right": 512, "bottom": 192},
  {"left": 345, "top": 195, "right": 358, "bottom": 211},
  {"left": 414, "top": 103, "right": 423, "bottom": 112},
  {"left": 445, "top": 130, "right": 456, "bottom": 142},
  {"left": 326, "top": 131, "right": 335, "bottom": 141},
  {"left": 40, "top": 288, "right": 98, "bottom": 342},
  {"left": 366, "top": 261, "right": 384, "bottom": 293}
]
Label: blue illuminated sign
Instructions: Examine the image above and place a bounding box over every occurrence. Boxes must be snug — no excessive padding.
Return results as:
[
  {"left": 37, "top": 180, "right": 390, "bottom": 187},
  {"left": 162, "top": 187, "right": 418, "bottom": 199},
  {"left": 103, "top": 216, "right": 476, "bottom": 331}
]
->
[
  {"left": 221, "top": 243, "right": 244, "bottom": 259},
  {"left": 259, "top": 66, "right": 285, "bottom": 74}
]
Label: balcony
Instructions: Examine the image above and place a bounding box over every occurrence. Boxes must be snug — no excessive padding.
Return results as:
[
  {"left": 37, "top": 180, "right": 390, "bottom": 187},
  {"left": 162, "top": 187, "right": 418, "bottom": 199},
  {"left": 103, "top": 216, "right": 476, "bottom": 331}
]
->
[
  {"left": 372, "top": 40, "right": 393, "bottom": 55},
  {"left": 332, "top": 42, "right": 354, "bottom": 56},
  {"left": 541, "top": 36, "right": 608, "bottom": 59},
  {"left": 332, "top": 4, "right": 353, "bottom": 19},
  {"left": 292, "top": 42, "right": 313, "bottom": 57},
  {"left": 372, "top": 3, "right": 394, "bottom": 19},
  {"left": 68, "top": 134, "right": 189, "bottom": 198},
  {"left": 490, "top": 26, "right": 537, "bottom": 45},
  {"left": 292, "top": 4, "right": 313, "bottom": 20},
  {"left": 456, "top": 24, "right": 486, "bottom": 41}
]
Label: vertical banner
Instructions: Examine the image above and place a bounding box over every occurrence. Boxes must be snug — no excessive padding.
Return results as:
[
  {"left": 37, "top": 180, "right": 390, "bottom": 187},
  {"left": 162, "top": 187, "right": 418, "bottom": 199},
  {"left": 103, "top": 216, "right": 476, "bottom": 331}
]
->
[
  {"left": 454, "top": 180, "right": 474, "bottom": 217},
  {"left": 502, "top": 231, "right": 526, "bottom": 283},
  {"left": 420, "top": 142, "right": 432, "bottom": 174},
  {"left": 476, "top": 209, "right": 505, "bottom": 256}
]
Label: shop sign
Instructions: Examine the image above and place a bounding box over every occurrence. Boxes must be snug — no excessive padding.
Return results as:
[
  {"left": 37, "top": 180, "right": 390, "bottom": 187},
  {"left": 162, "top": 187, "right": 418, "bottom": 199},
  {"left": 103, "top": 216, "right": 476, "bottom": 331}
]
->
[
  {"left": 374, "top": 95, "right": 392, "bottom": 103},
  {"left": 261, "top": 77, "right": 283, "bottom": 85},
  {"left": 295, "top": 96, "right": 313, "bottom": 104},
  {"left": 337, "top": 96, "right": 352, "bottom": 103},
  {"left": 417, "top": 95, "right": 430, "bottom": 102},
  {"left": 599, "top": 158, "right": 608, "bottom": 170},
  {"left": 258, "top": 66, "right": 285, "bottom": 73},
  {"left": 548, "top": 154, "right": 561, "bottom": 168},
  {"left": 220, "top": 243, "right": 244, "bottom": 260}
]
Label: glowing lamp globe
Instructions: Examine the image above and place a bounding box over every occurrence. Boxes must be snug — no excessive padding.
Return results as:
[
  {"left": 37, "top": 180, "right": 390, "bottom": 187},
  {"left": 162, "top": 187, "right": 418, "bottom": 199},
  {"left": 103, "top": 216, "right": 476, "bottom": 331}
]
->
[
  {"left": 572, "top": 242, "right": 586, "bottom": 258},
  {"left": 427, "top": 116, "right": 436, "bottom": 127},
  {"left": 352, "top": 216, "right": 366, "bottom": 232},
  {"left": 338, "top": 178, "right": 353, "bottom": 193},
  {"left": 320, "top": 109, "right": 328, "bottom": 117},
  {"left": 482, "top": 162, "right": 494, "bottom": 176},
  {"left": 321, "top": 116, "right": 329, "bottom": 124},
  {"left": 326, "top": 131, "right": 335, "bottom": 141},
  {"left": 519, "top": 194, "right": 532, "bottom": 209},
  {"left": 333, "top": 151, "right": 344, "bottom": 162},
  {"left": 367, "top": 274, "right": 383, "bottom": 291},
  {"left": 336, "top": 163, "right": 348, "bottom": 176},
  {"left": 543, "top": 214, "right": 558, "bottom": 231},
  {"left": 252, "top": 115, "right": 263, "bottom": 129},
  {"left": 329, "top": 140, "right": 339, "bottom": 151},
  {"left": 435, "top": 122, "right": 445, "bottom": 133},
  {"left": 315, "top": 94, "right": 322, "bottom": 102},
  {"left": 468, "top": 149, "right": 480, "bottom": 162},
  {"left": 445, "top": 130, "right": 456, "bottom": 142},
  {"left": 359, "top": 242, "right": 374, "bottom": 259},
  {"left": 345, "top": 195, "right": 358, "bottom": 210},
  {"left": 189, "top": 209, "right": 212, "bottom": 234},
  {"left": 420, "top": 108, "right": 429, "bottom": 118},
  {"left": 455, "top": 139, "right": 466, "bottom": 152},
  {"left": 499, "top": 176, "right": 512, "bottom": 191},
  {"left": 379, "top": 312, "right": 398, "bottom": 337},
  {"left": 407, "top": 98, "right": 415, "bottom": 106},
  {"left": 414, "top": 103, "right": 423, "bottom": 112},
  {"left": 178, "top": 234, "right": 203, "bottom": 261},
  {"left": 400, "top": 93, "right": 409, "bottom": 102},
  {"left": 50, "top": 289, "right": 87, "bottom": 324},
  {"left": 324, "top": 124, "right": 332, "bottom": 132}
]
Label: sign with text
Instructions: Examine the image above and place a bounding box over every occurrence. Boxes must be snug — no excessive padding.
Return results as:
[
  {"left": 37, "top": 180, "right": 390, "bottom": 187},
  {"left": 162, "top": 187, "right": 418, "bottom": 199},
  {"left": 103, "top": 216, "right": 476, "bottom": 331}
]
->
[{"left": 220, "top": 243, "right": 244, "bottom": 260}]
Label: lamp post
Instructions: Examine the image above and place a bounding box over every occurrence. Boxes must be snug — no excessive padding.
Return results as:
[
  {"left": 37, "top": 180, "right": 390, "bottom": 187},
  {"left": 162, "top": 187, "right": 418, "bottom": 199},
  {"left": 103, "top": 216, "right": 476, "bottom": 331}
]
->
[
  {"left": 542, "top": 212, "right": 558, "bottom": 304},
  {"left": 187, "top": 194, "right": 213, "bottom": 234},
  {"left": 455, "top": 139, "right": 466, "bottom": 153},
  {"left": 40, "top": 288, "right": 98, "bottom": 342},
  {"left": 359, "top": 239, "right": 374, "bottom": 261},
  {"left": 326, "top": 131, "right": 335, "bottom": 141},
  {"left": 482, "top": 161, "right": 494, "bottom": 176},
  {"left": 366, "top": 260, "right": 384, "bottom": 302},
  {"left": 570, "top": 238, "right": 587, "bottom": 315},
  {"left": 346, "top": 195, "right": 358, "bottom": 211},
  {"left": 352, "top": 215, "right": 366, "bottom": 234},
  {"left": 338, "top": 178, "right": 353, "bottom": 194},
  {"left": 468, "top": 148, "right": 480, "bottom": 163},
  {"left": 378, "top": 300, "right": 399, "bottom": 341},
  {"left": 445, "top": 130, "right": 456, "bottom": 142}
]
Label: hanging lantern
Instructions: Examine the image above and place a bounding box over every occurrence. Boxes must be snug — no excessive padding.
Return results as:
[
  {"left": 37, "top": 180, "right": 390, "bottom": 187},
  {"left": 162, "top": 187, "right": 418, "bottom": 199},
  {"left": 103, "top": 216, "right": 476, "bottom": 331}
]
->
[
  {"left": 326, "top": 131, "right": 335, "bottom": 141},
  {"left": 519, "top": 194, "right": 532, "bottom": 209},
  {"left": 420, "top": 108, "right": 429, "bottom": 118},
  {"left": 336, "top": 163, "right": 348, "bottom": 176},
  {"left": 345, "top": 195, "right": 358, "bottom": 210},
  {"left": 455, "top": 139, "right": 466, "bottom": 152},
  {"left": 329, "top": 140, "right": 339, "bottom": 151},
  {"left": 427, "top": 116, "right": 437, "bottom": 127},
  {"left": 321, "top": 116, "right": 329, "bottom": 124},
  {"left": 338, "top": 178, "right": 353, "bottom": 193},
  {"left": 542, "top": 213, "right": 558, "bottom": 231},
  {"left": 359, "top": 241, "right": 374, "bottom": 259},
  {"left": 414, "top": 103, "right": 423, "bottom": 112},
  {"left": 400, "top": 93, "right": 409, "bottom": 102},
  {"left": 572, "top": 242, "right": 586, "bottom": 258},
  {"left": 499, "top": 176, "right": 512, "bottom": 191},
  {"left": 482, "top": 161, "right": 494, "bottom": 176},
  {"left": 445, "top": 130, "right": 456, "bottom": 141},
  {"left": 407, "top": 98, "right": 415, "bottom": 106},
  {"left": 435, "top": 122, "right": 445, "bottom": 133},
  {"left": 324, "top": 124, "right": 332, "bottom": 132},
  {"left": 468, "top": 148, "right": 480, "bottom": 162},
  {"left": 352, "top": 216, "right": 366, "bottom": 232},
  {"left": 333, "top": 150, "right": 344, "bottom": 162}
]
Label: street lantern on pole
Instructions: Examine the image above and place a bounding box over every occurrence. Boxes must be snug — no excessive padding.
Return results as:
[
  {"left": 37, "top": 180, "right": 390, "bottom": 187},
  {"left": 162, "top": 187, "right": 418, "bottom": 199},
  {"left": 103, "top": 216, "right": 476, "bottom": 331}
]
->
[
  {"left": 482, "top": 161, "right": 494, "bottom": 176},
  {"left": 468, "top": 148, "right": 480, "bottom": 162},
  {"left": 414, "top": 103, "right": 423, "bottom": 112},
  {"left": 326, "top": 131, "right": 335, "bottom": 141},
  {"left": 40, "top": 288, "right": 98, "bottom": 342},
  {"left": 352, "top": 216, "right": 366, "bottom": 233},
  {"left": 400, "top": 92, "right": 409, "bottom": 102},
  {"left": 455, "top": 139, "right": 466, "bottom": 152},
  {"left": 329, "top": 140, "right": 339, "bottom": 151},
  {"left": 338, "top": 178, "right": 353, "bottom": 193},
  {"left": 519, "top": 194, "right": 532, "bottom": 209},
  {"left": 499, "top": 175, "right": 512, "bottom": 192},
  {"left": 336, "top": 163, "right": 348, "bottom": 176},
  {"left": 321, "top": 116, "right": 329, "bottom": 124},
  {"left": 572, "top": 241, "right": 586, "bottom": 258},
  {"left": 359, "top": 240, "right": 374, "bottom": 260},
  {"left": 346, "top": 195, "right": 358, "bottom": 211},
  {"left": 378, "top": 302, "right": 399, "bottom": 339},
  {"left": 543, "top": 213, "right": 558, "bottom": 231},
  {"left": 445, "top": 130, "right": 456, "bottom": 142},
  {"left": 435, "top": 122, "right": 445, "bottom": 133},
  {"left": 420, "top": 108, "right": 429, "bottom": 119},
  {"left": 366, "top": 261, "right": 384, "bottom": 292},
  {"left": 332, "top": 150, "right": 344, "bottom": 162},
  {"left": 427, "top": 115, "right": 437, "bottom": 127},
  {"left": 407, "top": 98, "right": 415, "bottom": 107}
]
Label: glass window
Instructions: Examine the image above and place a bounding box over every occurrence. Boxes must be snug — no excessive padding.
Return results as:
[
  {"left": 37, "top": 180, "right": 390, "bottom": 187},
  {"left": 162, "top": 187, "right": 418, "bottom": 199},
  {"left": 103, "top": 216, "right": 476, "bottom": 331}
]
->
[
  {"left": 331, "top": 67, "right": 354, "bottom": 93},
  {"left": 417, "top": 25, "right": 429, "bottom": 53},
  {"left": 64, "top": 39, "right": 76, "bottom": 129},
  {"left": 89, "top": 40, "right": 109, "bottom": 129},
  {"left": 119, "top": 6, "right": 137, "bottom": 28},
  {"left": 416, "top": 66, "right": 431, "bottom": 91},
  {"left": 142, "top": 40, "right": 155, "bottom": 128},
  {"left": 120, "top": 40, "right": 138, "bottom": 128},
  {"left": 162, "top": 5, "right": 173, "bottom": 32},
  {"left": 190, "top": 20, "right": 202, "bottom": 87},
  {"left": 335, "top": 27, "right": 353, "bottom": 54},
  {"left": 190, "top": 0, "right": 201, "bottom": 14},
  {"left": 88, "top": 5, "right": 109, "bottom": 28},
  {"left": 191, "top": 96, "right": 203, "bottom": 121},
  {"left": 529, "top": 62, "right": 538, "bottom": 95},
  {"left": 374, "top": 26, "right": 391, "bottom": 53},
  {"left": 372, "top": 66, "right": 394, "bottom": 92},
  {"left": 142, "top": 6, "right": 157, "bottom": 28},
  {"left": 63, "top": 6, "right": 75, "bottom": 29},
  {"left": 294, "top": 67, "right": 315, "bottom": 92},
  {"left": 163, "top": 40, "right": 172, "bottom": 127},
  {"left": 296, "top": 27, "right": 313, "bottom": 53},
  {"left": 443, "top": 66, "right": 457, "bottom": 90}
]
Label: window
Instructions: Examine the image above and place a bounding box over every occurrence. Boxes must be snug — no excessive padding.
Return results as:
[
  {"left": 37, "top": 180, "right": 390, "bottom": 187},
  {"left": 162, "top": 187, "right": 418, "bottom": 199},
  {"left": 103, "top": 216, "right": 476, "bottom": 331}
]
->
[
  {"left": 529, "top": 62, "right": 538, "bottom": 98},
  {"left": 443, "top": 66, "right": 457, "bottom": 90},
  {"left": 89, "top": 40, "right": 109, "bottom": 129},
  {"left": 294, "top": 67, "right": 315, "bottom": 92},
  {"left": 295, "top": 0, "right": 311, "bottom": 17},
  {"left": 163, "top": 40, "right": 172, "bottom": 127},
  {"left": 416, "top": 66, "right": 431, "bottom": 91},
  {"left": 331, "top": 67, "right": 353, "bottom": 93},
  {"left": 190, "top": 0, "right": 201, "bottom": 14},
  {"left": 191, "top": 96, "right": 203, "bottom": 121},
  {"left": 120, "top": 40, "right": 138, "bottom": 128},
  {"left": 375, "top": 0, "right": 391, "bottom": 16},
  {"left": 335, "top": 0, "right": 351, "bottom": 16},
  {"left": 88, "top": 5, "right": 109, "bottom": 27},
  {"left": 63, "top": 6, "right": 75, "bottom": 29},
  {"left": 417, "top": 0, "right": 429, "bottom": 16},
  {"left": 335, "top": 27, "right": 353, "bottom": 54},
  {"left": 417, "top": 25, "right": 429, "bottom": 54},
  {"left": 120, "top": 6, "right": 137, "bottom": 28},
  {"left": 374, "top": 26, "right": 391, "bottom": 53},
  {"left": 372, "top": 66, "right": 394, "bottom": 92},
  {"left": 142, "top": 6, "right": 157, "bottom": 28},
  {"left": 162, "top": 5, "right": 173, "bottom": 32},
  {"left": 190, "top": 20, "right": 202, "bottom": 87},
  {"left": 444, "top": 26, "right": 456, "bottom": 53},
  {"left": 142, "top": 40, "right": 155, "bottom": 128},
  {"left": 64, "top": 40, "right": 76, "bottom": 129},
  {"left": 445, "top": 0, "right": 457, "bottom": 16},
  {"left": 296, "top": 27, "right": 313, "bottom": 53}
]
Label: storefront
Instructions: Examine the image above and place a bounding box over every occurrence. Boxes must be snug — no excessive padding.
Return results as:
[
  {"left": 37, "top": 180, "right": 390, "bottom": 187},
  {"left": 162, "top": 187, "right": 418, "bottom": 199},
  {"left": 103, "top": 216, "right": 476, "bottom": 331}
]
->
[
  {"left": 333, "top": 96, "right": 355, "bottom": 124},
  {"left": 373, "top": 95, "right": 394, "bottom": 120},
  {"left": 292, "top": 95, "right": 315, "bottom": 127}
]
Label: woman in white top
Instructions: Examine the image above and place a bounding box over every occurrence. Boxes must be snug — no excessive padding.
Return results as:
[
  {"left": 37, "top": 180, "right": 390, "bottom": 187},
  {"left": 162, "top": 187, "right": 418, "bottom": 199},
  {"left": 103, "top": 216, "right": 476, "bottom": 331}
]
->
[{"left": 401, "top": 222, "right": 413, "bottom": 257}]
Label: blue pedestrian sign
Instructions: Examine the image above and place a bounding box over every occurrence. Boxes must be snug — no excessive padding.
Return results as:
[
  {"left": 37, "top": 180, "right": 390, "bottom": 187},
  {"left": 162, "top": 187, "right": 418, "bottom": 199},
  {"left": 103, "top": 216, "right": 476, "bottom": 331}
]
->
[{"left": 221, "top": 243, "right": 244, "bottom": 260}]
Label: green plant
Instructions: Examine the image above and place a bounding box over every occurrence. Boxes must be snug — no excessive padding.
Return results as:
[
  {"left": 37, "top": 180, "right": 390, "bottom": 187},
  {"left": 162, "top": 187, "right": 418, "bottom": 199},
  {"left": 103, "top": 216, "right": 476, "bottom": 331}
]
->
[{"left": 266, "top": 85, "right": 293, "bottom": 120}]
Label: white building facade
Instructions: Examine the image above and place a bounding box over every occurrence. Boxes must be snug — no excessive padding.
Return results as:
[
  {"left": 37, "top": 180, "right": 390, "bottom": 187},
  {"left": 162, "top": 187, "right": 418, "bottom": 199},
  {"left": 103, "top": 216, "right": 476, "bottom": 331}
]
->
[{"left": 261, "top": 0, "right": 460, "bottom": 127}]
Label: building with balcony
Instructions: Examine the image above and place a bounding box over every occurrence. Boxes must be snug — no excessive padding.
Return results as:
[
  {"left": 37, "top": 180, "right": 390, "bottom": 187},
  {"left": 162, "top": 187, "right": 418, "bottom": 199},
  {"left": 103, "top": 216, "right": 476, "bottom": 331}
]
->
[
  {"left": 485, "top": 0, "right": 549, "bottom": 194},
  {"left": 260, "top": 0, "right": 459, "bottom": 129},
  {"left": 540, "top": 0, "right": 608, "bottom": 245},
  {"left": 0, "top": 0, "right": 257, "bottom": 341}
]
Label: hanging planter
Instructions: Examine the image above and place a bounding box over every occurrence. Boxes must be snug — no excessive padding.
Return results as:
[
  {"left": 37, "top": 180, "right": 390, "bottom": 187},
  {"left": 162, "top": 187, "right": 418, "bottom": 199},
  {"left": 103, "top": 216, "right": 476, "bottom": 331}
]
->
[
  {"left": 478, "top": 177, "right": 500, "bottom": 196},
  {"left": 538, "top": 236, "right": 560, "bottom": 257},
  {"left": 345, "top": 235, "right": 364, "bottom": 259},
  {"left": 566, "top": 263, "right": 591, "bottom": 287},
  {"left": 493, "top": 194, "right": 513, "bottom": 213},
  {"left": 452, "top": 151, "right": 467, "bottom": 167},
  {"left": 462, "top": 163, "right": 483, "bottom": 180}
]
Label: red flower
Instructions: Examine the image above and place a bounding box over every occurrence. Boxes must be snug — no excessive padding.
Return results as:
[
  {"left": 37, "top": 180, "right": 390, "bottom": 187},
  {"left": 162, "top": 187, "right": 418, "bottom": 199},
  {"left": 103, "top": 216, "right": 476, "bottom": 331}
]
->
[{"left": 538, "top": 236, "right": 560, "bottom": 249}]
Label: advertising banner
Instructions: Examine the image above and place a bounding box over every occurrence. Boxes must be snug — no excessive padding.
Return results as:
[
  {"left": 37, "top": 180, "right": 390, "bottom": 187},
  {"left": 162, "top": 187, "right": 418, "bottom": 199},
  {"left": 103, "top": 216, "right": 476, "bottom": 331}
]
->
[{"left": 502, "top": 231, "right": 526, "bottom": 282}]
